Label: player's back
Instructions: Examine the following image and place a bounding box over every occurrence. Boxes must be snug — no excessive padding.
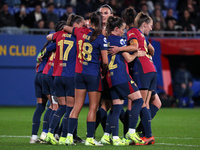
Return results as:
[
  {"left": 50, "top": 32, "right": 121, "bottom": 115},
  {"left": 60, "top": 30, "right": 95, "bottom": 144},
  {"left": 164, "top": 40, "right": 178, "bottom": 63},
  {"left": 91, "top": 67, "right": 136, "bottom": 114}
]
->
[
  {"left": 52, "top": 30, "right": 77, "bottom": 77},
  {"left": 73, "top": 27, "right": 107, "bottom": 76},
  {"left": 127, "top": 27, "right": 156, "bottom": 74}
]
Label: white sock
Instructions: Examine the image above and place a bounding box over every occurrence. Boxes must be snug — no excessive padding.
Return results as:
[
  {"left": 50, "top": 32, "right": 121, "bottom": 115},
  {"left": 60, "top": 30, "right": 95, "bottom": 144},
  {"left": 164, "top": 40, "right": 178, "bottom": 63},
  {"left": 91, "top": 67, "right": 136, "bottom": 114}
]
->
[
  {"left": 104, "top": 132, "right": 110, "bottom": 136},
  {"left": 67, "top": 133, "right": 73, "bottom": 137},
  {"left": 113, "top": 136, "right": 119, "bottom": 140},
  {"left": 128, "top": 128, "right": 135, "bottom": 134},
  {"left": 31, "top": 135, "right": 38, "bottom": 140}
]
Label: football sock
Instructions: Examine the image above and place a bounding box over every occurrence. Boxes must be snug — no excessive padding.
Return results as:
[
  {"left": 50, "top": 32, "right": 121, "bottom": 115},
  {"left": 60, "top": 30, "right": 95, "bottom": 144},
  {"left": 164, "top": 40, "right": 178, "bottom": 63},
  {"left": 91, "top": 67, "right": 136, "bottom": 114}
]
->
[
  {"left": 73, "top": 122, "right": 78, "bottom": 137},
  {"left": 123, "top": 109, "right": 130, "bottom": 137},
  {"left": 61, "top": 106, "right": 73, "bottom": 137},
  {"left": 42, "top": 107, "right": 52, "bottom": 133},
  {"left": 140, "top": 107, "right": 152, "bottom": 138},
  {"left": 129, "top": 98, "right": 143, "bottom": 129},
  {"left": 148, "top": 108, "right": 152, "bottom": 119},
  {"left": 87, "top": 122, "right": 96, "bottom": 138},
  {"left": 32, "top": 103, "right": 45, "bottom": 135},
  {"left": 95, "top": 107, "right": 107, "bottom": 130},
  {"left": 110, "top": 104, "right": 123, "bottom": 136},
  {"left": 150, "top": 104, "right": 159, "bottom": 119},
  {"left": 49, "top": 110, "right": 56, "bottom": 123},
  {"left": 100, "top": 114, "right": 107, "bottom": 132},
  {"left": 119, "top": 108, "right": 125, "bottom": 124},
  {"left": 104, "top": 110, "right": 112, "bottom": 134},
  {"left": 68, "top": 118, "right": 77, "bottom": 134},
  {"left": 48, "top": 105, "right": 66, "bottom": 134}
]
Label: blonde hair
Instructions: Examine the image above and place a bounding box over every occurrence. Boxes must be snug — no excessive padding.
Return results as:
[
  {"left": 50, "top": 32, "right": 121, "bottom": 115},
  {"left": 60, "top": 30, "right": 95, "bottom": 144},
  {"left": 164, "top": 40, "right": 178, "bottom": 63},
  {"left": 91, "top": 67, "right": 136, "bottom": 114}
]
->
[{"left": 134, "top": 12, "right": 152, "bottom": 28}]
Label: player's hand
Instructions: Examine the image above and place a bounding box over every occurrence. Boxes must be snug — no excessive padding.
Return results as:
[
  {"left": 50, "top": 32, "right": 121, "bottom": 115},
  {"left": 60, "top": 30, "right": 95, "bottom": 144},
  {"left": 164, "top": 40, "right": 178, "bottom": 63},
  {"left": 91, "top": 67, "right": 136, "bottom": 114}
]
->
[
  {"left": 137, "top": 50, "right": 146, "bottom": 57},
  {"left": 108, "top": 46, "right": 120, "bottom": 55},
  {"left": 38, "top": 55, "right": 43, "bottom": 62}
]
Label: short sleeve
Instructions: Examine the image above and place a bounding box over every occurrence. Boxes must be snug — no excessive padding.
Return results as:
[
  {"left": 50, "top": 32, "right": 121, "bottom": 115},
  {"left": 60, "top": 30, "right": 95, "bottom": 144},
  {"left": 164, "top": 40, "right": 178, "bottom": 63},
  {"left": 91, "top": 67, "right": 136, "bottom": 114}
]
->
[
  {"left": 52, "top": 32, "right": 59, "bottom": 41},
  {"left": 100, "top": 35, "right": 108, "bottom": 51},
  {"left": 46, "top": 42, "right": 56, "bottom": 53}
]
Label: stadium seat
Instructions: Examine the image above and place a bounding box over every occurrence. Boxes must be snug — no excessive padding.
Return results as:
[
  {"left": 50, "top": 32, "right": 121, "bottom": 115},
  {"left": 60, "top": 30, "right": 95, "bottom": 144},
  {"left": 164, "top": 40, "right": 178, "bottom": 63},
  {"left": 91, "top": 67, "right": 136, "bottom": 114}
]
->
[
  {"left": 161, "top": 10, "right": 167, "bottom": 18},
  {"left": 164, "top": 0, "right": 178, "bottom": 10}
]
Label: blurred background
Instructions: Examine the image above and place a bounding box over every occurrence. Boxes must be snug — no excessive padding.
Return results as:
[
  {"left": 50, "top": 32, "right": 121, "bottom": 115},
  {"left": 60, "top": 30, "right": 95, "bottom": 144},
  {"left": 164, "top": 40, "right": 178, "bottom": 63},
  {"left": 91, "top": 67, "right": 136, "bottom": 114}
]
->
[{"left": 0, "top": 0, "right": 200, "bottom": 107}]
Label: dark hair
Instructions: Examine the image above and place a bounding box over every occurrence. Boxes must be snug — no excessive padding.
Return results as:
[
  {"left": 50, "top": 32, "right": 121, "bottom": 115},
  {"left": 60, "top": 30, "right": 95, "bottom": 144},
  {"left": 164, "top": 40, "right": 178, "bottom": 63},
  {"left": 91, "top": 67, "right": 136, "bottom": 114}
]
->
[
  {"left": 66, "top": 14, "right": 84, "bottom": 26},
  {"left": 134, "top": 12, "right": 152, "bottom": 28},
  {"left": 55, "top": 20, "right": 67, "bottom": 32},
  {"left": 121, "top": 7, "right": 137, "bottom": 26},
  {"left": 106, "top": 16, "right": 125, "bottom": 35},
  {"left": 99, "top": 4, "right": 113, "bottom": 14},
  {"left": 89, "top": 11, "right": 103, "bottom": 42}
]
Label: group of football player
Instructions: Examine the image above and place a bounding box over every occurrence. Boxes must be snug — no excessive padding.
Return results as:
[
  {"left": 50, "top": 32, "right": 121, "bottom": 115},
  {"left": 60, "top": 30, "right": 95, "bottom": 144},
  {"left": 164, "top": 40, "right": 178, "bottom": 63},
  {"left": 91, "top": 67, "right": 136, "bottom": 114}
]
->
[{"left": 29, "top": 4, "right": 161, "bottom": 146}]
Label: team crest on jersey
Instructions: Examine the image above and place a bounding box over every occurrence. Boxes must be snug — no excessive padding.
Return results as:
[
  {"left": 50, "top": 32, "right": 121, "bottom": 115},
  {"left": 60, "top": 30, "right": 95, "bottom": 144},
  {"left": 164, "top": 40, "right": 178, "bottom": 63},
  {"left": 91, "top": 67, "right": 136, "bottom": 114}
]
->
[
  {"left": 103, "top": 37, "right": 107, "bottom": 43},
  {"left": 120, "top": 39, "right": 125, "bottom": 45}
]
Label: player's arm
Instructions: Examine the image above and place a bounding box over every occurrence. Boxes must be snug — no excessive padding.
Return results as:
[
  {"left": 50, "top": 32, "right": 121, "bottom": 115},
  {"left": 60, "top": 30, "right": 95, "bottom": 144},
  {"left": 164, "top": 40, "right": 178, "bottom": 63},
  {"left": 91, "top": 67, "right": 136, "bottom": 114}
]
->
[
  {"left": 63, "top": 25, "right": 73, "bottom": 34},
  {"left": 108, "top": 38, "right": 138, "bottom": 55},
  {"left": 148, "top": 43, "right": 155, "bottom": 56},
  {"left": 46, "top": 33, "right": 55, "bottom": 41},
  {"left": 122, "top": 50, "right": 146, "bottom": 63},
  {"left": 101, "top": 50, "right": 108, "bottom": 77}
]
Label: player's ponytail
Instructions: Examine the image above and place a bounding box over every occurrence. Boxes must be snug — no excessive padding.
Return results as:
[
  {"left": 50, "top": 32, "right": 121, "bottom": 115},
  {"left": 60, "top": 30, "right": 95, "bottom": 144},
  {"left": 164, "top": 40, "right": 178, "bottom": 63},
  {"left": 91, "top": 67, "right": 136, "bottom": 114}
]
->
[
  {"left": 134, "top": 12, "right": 152, "bottom": 28},
  {"left": 67, "top": 14, "right": 84, "bottom": 26},
  {"left": 89, "top": 11, "right": 103, "bottom": 42}
]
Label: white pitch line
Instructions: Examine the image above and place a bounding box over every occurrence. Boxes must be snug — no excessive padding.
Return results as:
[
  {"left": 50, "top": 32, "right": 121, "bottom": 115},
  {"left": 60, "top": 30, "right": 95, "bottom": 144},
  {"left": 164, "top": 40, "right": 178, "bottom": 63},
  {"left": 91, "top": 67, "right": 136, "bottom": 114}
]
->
[
  {"left": 1, "top": 135, "right": 200, "bottom": 148},
  {"left": 0, "top": 135, "right": 30, "bottom": 138},
  {"left": 155, "top": 137, "right": 199, "bottom": 140},
  {"left": 156, "top": 143, "right": 200, "bottom": 147}
]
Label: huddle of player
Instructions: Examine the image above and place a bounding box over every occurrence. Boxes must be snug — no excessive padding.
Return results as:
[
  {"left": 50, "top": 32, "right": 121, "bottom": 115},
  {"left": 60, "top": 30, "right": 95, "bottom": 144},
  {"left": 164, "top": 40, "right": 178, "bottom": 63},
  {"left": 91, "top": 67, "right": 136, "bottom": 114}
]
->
[{"left": 30, "top": 4, "right": 161, "bottom": 146}]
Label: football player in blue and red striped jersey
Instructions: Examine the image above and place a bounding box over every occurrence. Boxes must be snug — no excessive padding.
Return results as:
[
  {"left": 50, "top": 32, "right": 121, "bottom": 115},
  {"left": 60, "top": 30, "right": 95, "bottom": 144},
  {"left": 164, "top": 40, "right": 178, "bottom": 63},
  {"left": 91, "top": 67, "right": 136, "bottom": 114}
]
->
[
  {"left": 100, "top": 16, "right": 145, "bottom": 146},
  {"left": 123, "top": 9, "right": 156, "bottom": 145},
  {"left": 63, "top": 11, "right": 108, "bottom": 146},
  {"left": 30, "top": 36, "right": 57, "bottom": 143},
  {"left": 45, "top": 16, "right": 85, "bottom": 145}
]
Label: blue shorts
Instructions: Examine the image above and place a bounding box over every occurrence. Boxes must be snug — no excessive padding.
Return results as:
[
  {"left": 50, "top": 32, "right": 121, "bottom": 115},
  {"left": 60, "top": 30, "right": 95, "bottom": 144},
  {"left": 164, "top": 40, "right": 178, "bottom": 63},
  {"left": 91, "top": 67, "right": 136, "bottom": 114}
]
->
[
  {"left": 34, "top": 72, "right": 46, "bottom": 98},
  {"left": 54, "top": 76, "right": 75, "bottom": 97},
  {"left": 42, "top": 74, "right": 55, "bottom": 95},
  {"left": 110, "top": 80, "right": 139, "bottom": 100},
  {"left": 75, "top": 73, "right": 102, "bottom": 92},
  {"left": 152, "top": 90, "right": 156, "bottom": 96},
  {"left": 132, "top": 72, "right": 157, "bottom": 91}
]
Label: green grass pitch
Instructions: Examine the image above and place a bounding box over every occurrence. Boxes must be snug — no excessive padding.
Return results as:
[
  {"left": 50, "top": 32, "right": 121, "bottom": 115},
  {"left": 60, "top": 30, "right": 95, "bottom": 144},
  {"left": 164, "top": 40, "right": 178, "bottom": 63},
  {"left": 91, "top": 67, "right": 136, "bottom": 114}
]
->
[{"left": 0, "top": 106, "right": 200, "bottom": 150}]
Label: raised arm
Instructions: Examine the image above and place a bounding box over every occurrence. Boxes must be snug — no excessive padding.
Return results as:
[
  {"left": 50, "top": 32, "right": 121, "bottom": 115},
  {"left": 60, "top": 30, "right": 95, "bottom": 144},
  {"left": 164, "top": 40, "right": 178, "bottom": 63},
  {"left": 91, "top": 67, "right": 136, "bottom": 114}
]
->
[
  {"left": 63, "top": 25, "right": 74, "bottom": 34},
  {"left": 46, "top": 33, "right": 54, "bottom": 41}
]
